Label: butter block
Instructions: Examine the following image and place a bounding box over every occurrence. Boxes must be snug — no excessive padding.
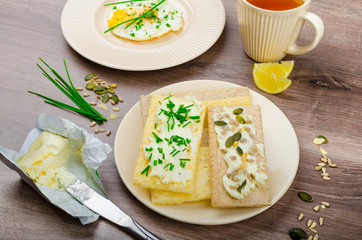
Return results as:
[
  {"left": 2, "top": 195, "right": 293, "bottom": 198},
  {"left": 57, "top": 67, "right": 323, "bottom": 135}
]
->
[{"left": 17, "top": 131, "right": 71, "bottom": 189}]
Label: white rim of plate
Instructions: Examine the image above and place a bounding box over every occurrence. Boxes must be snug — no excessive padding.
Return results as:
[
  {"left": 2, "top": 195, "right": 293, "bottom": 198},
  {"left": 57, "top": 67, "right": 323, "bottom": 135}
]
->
[
  {"left": 61, "top": 0, "right": 226, "bottom": 71},
  {"left": 114, "top": 80, "right": 300, "bottom": 225}
]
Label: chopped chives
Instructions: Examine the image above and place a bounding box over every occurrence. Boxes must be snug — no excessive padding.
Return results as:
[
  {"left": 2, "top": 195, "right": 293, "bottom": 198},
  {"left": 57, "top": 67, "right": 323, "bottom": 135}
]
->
[
  {"left": 158, "top": 159, "right": 163, "bottom": 164},
  {"left": 182, "top": 121, "right": 191, "bottom": 128},
  {"left": 153, "top": 160, "right": 157, "bottom": 166},
  {"left": 152, "top": 132, "right": 163, "bottom": 143},
  {"left": 148, "top": 153, "right": 153, "bottom": 161},
  {"left": 189, "top": 116, "right": 200, "bottom": 119},
  {"left": 163, "top": 163, "right": 170, "bottom": 169},
  {"left": 172, "top": 150, "right": 180, "bottom": 157},
  {"left": 179, "top": 158, "right": 190, "bottom": 161},
  {"left": 169, "top": 163, "right": 174, "bottom": 171},
  {"left": 141, "top": 165, "right": 150, "bottom": 176}
]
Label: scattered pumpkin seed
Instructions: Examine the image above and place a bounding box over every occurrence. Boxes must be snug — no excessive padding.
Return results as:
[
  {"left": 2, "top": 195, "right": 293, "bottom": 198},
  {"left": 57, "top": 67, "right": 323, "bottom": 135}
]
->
[
  {"left": 298, "top": 192, "right": 313, "bottom": 202},
  {"left": 316, "top": 162, "right": 325, "bottom": 166},
  {"left": 309, "top": 228, "right": 317, "bottom": 234},
  {"left": 236, "top": 115, "right": 245, "bottom": 124},
  {"left": 313, "top": 205, "right": 320, "bottom": 212},
  {"left": 225, "top": 136, "right": 234, "bottom": 148},
  {"left": 322, "top": 167, "right": 326, "bottom": 173},
  {"left": 233, "top": 132, "right": 242, "bottom": 141},
  {"left": 86, "top": 82, "right": 97, "bottom": 90},
  {"left": 307, "top": 219, "right": 313, "bottom": 228},
  {"left": 320, "top": 148, "right": 327, "bottom": 155},
  {"left": 329, "top": 163, "right": 337, "bottom": 168},
  {"left": 97, "top": 103, "right": 108, "bottom": 111},
  {"left": 89, "top": 121, "right": 96, "bottom": 127},
  {"left": 308, "top": 236, "right": 313, "bottom": 240},
  {"left": 298, "top": 213, "right": 304, "bottom": 221},
  {"left": 320, "top": 157, "right": 327, "bottom": 163},
  {"left": 321, "top": 201, "right": 329, "bottom": 207},
  {"left": 112, "top": 94, "right": 119, "bottom": 103},
  {"left": 322, "top": 176, "right": 331, "bottom": 181},
  {"left": 313, "top": 234, "right": 318, "bottom": 240},
  {"left": 98, "top": 128, "right": 106, "bottom": 133},
  {"left": 108, "top": 88, "right": 115, "bottom": 94},
  {"left": 318, "top": 217, "right": 324, "bottom": 226},
  {"left": 313, "top": 135, "right": 328, "bottom": 145},
  {"left": 119, "top": 96, "right": 124, "bottom": 102},
  {"left": 214, "top": 120, "right": 227, "bottom": 126},
  {"left": 113, "top": 107, "right": 120, "bottom": 112},
  {"left": 83, "top": 93, "right": 90, "bottom": 97},
  {"left": 289, "top": 228, "right": 308, "bottom": 240},
  {"left": 327, "top": 158, "right": 332, "bottom": 164},
  {"left": 321, "top": 204, "right": 325, "bottom": 209},
  {"left": 111, "top": 100, "right": 116, "bottom": 105},
  {"left": 89, "top": 102, "right": 97, "bottom": 106},
  {"left": 85, "top": 73, "right": 96, "bottom": 80},
  {"left": 110, "top": 113, "right": 118, "bottom": 120},
  {"left": 236, "top": 146, "right": 243, "bottom": 156},
  {"left": 106, "top": 130, "right": 111, "bottom": 136},
  {"left": 321, "top": 173, "right": 329, "bottom": 177},
  {"left": 233, "top": 108, "right": 243, "bottom": 115},
  {"left": 314, "top": 165, "right": 322, "bottom": 171},
  {"left": 110, "top": 83, "right": 117, "bottom": 88},
  {"left": 76, "top": 87, "right": 83, "bottom": 91},
  {"left": 102, "top": 93, "right": 109, "bottom": 103},
  {"left": 310, "top": 221, "right": 317, "bottom": 229},
  {"left": 95, "top": 90, "right": 107, "bottom": 95},
  {"left": 237, "top": 179, "right": 247, "bottom": 193}
]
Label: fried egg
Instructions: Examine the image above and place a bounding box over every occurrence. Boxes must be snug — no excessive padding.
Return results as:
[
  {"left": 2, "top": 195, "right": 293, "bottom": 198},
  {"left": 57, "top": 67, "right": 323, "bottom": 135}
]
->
[{"left": 107, "top": 0, "right": 183, "bottom": 41}]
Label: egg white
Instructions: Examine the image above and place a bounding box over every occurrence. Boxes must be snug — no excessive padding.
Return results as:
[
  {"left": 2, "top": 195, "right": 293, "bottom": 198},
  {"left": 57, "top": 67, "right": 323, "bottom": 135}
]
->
[{"left": 107, "top": 0, "right": 183, "bottom": 41}]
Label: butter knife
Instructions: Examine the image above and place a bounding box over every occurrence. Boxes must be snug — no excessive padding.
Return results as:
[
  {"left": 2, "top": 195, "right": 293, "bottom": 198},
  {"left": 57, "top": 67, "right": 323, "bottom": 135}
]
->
[{"left": 64, "top": 179, "right": 160, "bottom": 240}]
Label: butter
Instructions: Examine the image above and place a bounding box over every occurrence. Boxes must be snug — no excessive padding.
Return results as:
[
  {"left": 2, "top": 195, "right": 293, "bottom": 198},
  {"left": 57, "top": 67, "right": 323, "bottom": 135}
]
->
[{"left": 17, "top": 131, "right": 73, "bottom": 189}]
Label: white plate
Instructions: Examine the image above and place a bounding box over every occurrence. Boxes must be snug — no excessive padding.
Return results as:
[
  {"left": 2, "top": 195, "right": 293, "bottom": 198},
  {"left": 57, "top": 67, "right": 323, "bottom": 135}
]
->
[
  {"left": 61, "top": 0, "right": 225, "bottom": 71},
  {"left": 114, "top": 80, "right": 299, "bottom": 225}
]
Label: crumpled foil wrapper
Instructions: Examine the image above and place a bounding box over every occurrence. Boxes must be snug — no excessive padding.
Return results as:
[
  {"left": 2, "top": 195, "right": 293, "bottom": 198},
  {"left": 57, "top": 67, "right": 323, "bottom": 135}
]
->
[{"left": 0, "top": 113, "right": 112, "bottom": 224}]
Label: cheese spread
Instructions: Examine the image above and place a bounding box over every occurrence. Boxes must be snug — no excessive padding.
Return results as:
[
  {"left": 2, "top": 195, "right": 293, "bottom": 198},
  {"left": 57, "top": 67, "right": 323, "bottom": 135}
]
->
[
  {"left": 212, "top": 107, "right": 267, "bottom": 199},
  {"left": 142, "top": 95, "right": 203, "bottom": 184}
]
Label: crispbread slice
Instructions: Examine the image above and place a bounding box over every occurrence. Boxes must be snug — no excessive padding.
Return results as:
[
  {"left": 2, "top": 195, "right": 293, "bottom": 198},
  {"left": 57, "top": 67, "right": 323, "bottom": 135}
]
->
[
  {"left": 151, "top": 147, "right": 211, "bottom": 205},
  {"left": 208, "top": 105, "right": 271, "bottom": 207},
  {"left": 133, "top": 94, "right": 206, "bottom": 194}
]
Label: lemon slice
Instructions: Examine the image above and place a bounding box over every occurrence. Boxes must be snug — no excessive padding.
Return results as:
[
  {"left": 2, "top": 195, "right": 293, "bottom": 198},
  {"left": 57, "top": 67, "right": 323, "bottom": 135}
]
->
[{"left": 253, "top": 61, "right": 294, "bottom": 94}]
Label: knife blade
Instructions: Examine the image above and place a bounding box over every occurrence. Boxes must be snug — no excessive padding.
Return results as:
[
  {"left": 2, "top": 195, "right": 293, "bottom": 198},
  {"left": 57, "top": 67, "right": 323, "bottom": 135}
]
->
[{"left": 64, "top": 179, "right": 160, "bottom": 240}]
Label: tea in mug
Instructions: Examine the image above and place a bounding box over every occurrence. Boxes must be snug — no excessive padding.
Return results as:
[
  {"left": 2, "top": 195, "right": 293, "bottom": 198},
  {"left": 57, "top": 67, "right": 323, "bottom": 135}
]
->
[{"left": 246, "top": 0, "right": 304, "bottom": 11}]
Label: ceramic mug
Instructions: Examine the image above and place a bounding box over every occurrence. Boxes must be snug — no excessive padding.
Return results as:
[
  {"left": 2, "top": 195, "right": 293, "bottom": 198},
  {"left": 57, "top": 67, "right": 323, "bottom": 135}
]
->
[{"left": 237, "top": 0, "right": 324, "bottom": 62}]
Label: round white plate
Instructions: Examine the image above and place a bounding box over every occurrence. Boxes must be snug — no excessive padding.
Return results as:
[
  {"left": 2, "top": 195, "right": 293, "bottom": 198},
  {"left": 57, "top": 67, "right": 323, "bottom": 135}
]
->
[
  {"left": 61, "top": 0, "right": 225, "bottom": 71},
  {"left": 114, "top": 80, "right": 299, "bottom": 225}
]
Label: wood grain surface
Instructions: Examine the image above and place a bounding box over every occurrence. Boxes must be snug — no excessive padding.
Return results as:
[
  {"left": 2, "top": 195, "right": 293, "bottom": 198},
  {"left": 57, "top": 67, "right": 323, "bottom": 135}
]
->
[{"left": 1, "top": 0, "right": 361, "bottom": 239}]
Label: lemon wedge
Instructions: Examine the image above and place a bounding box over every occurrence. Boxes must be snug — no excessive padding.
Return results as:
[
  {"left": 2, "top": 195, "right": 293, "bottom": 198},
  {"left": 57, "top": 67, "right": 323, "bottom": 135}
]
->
[{"left": 253, "top": 60, "right": 294, "bottom": 94}]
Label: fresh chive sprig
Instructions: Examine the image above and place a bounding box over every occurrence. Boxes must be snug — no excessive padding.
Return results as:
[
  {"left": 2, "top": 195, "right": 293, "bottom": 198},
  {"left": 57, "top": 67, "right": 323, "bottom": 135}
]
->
[
  {"left": 29, "top": 58, "right": 107, "bottom": 125},
  {"left": 104, "top": 0, "right": 149, "bottom": 6},
  {"left": 104, "top": 0, "right": 166, "bottom": 33}
]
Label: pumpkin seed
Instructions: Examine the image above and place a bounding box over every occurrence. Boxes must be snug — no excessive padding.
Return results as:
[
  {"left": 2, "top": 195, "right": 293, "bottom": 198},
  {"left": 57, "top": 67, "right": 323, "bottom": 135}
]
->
[
  {"left": 102, "top": 94, "right": 109, "bottom": 103},
  {"left": 108, "top": 88, "right": 115, "bottom": 94},
  {"left": 289, "top": 228, "right": 308, "bottom": 240},
  {"left": 317, "top": 135, "right": 328, "bottom": 143},
  {"left": 237, "top": 179, "right": 247, "bottom": 193},
  {"left": 225, "top": 136, "right": 234, "bottom": 148},
  {"left": 298, "top": 192, "right": 313, "bottom": 202},
  {"left": 95, "top": 90, "right": 107, "bottom": 95},
  {"left": 298, "top": 213, "right": 304, "bottom": 221},
  {"left": 214, "top": 120, "right": 227, "bottom": 126},
  {"left": 236, "top": 146, "right": 243, "bottom": 156},
  {"left": 110, "top": 113, "right": 118, "bottom": 120},
  {"left": 112, "top": 94, "right": 119, "bottom": 103},
  {"left": 85, "top": 73, "right": 96, "bottom": 80},
  {"left": 94, "top": 86, "right": 105, "bottom": 92},
  {"left": 233, "top": 132, "right": 242, "bottom": 141},
  {"left": 86, "top": 82, "right": 97, "bottom": 90},
  {"left": 236, "top": 115, "right": 245, "bottom": 124},
  {"left": 106, "top": 130, "right": 111, "bottom": 136},
  {"left": 233, "top": 108, "right": 243, "bottom": 115}
]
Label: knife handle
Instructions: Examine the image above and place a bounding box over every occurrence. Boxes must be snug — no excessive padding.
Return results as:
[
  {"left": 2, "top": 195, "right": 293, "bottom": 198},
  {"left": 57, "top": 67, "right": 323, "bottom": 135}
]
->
[{"left": 125, "top": 219, "right": 161, "bottom": 240}]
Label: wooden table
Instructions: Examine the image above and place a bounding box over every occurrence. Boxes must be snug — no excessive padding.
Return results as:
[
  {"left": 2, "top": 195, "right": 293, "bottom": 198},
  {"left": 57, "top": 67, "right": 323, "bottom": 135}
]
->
[{"left": 1, "top": 0, "right": 361, "bottom": 239}]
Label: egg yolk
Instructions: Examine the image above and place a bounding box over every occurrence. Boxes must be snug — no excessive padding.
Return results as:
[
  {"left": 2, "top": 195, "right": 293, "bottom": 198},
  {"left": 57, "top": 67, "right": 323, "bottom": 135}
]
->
[{"left": 108, "top": 7, "right": 158, "bottom": 29}]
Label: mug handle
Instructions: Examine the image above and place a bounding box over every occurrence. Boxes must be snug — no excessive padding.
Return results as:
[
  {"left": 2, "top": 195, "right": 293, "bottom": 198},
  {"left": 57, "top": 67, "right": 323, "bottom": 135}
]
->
[{"left": 286, "top": 12, "right": 324, "bottom": 55}]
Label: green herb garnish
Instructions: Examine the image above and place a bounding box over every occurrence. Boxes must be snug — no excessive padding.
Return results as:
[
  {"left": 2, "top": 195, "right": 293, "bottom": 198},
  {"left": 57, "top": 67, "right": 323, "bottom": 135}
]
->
[
  {"left": 28, "top": 58, "right": 107, "bottom": 125},
  {"left": 141, "top": 165, "right": 150, "bottom": 176},
  {"left": 104, "top": 0, "right": 149, "bottom": 6}
]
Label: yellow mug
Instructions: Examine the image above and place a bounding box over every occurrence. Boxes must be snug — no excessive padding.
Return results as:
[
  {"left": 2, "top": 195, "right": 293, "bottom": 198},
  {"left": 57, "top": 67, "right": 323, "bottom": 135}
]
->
[{"left": 237, "top": 0, "right": 324, "bottom": 62}]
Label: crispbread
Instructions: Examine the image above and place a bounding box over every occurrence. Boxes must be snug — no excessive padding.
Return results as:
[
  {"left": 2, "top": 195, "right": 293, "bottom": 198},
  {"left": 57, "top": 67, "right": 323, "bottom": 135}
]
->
[
  {"left": 208, "top": 105, "right": 271, "bottom": 208},
  {"left": 151, "top": 147, "right": 211, "bottom": 205},
  {"left": 133, "top": 94, "right": 206, "bottom": 194}
]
